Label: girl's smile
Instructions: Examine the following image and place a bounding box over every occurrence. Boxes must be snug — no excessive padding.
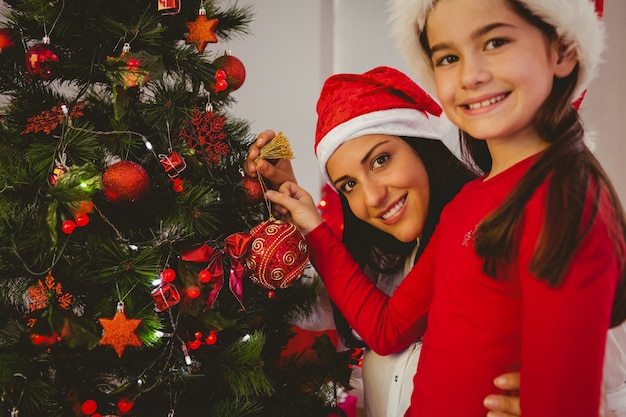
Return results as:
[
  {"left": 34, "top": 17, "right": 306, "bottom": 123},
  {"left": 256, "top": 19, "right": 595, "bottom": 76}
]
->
[{"left": 462, "top": 92, "right": 509, "bottom": 111}]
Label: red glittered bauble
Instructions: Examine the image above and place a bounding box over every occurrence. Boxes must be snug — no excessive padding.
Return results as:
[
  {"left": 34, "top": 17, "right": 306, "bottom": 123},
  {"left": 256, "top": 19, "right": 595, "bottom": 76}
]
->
[
  {"left": 240, "top": 175, "right": 263, "bottom": 204},
  {"left": 102, "top": 160, "right": 150, "bottom": 204},
  {"left": 245, "top": 219, "right": 309, "bottom": 290},
  {"left": 213, "top": 53, "right": 246, "bottom": 91},
  {"left": 25, "top": 43, "right": 59, "bottom": 79}
]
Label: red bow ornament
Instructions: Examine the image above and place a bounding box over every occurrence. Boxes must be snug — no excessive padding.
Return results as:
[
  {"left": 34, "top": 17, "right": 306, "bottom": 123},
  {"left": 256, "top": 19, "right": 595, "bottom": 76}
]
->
[{"left": 181, "top": 232, "right": 251, "bottom": 309}]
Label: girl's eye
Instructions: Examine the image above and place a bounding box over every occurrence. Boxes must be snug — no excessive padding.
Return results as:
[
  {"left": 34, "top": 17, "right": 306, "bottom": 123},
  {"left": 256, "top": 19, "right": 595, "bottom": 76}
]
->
[
  {"left": 372, "top": 154, "right": 389, "bottom": 169},
  {"left": 485, "top": 38, "right": 508, "bottom": 50},
  {"left": 434, "top": 54, "right": 459, "bottom": 67},
  {"left": 339, "top": 179, "right": 356, "bottom": 194}
]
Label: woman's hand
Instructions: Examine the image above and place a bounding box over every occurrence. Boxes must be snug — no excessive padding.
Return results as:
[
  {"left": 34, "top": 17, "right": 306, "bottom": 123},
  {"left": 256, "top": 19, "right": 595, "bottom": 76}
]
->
[
  {"left": 484, "top": 372, "right": 520, "bottom": 417},
  {"left": 484, "top": 372, "right": 614, "bottom": 416},
  {"left": 244, "top": 130, "right": 297, "bottom": 188},
  {"left": 265, "top": 182, "right": 323, "bottom": 235}
]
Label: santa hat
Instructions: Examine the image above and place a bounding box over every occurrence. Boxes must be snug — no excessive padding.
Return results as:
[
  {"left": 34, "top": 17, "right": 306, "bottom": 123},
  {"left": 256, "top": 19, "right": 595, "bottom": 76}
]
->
[
  {"left": 389, "top": 0, "right": 605, "bottom": 108},
  {"left": 315, "top": 66, "right": 443, "bottom": 187}
]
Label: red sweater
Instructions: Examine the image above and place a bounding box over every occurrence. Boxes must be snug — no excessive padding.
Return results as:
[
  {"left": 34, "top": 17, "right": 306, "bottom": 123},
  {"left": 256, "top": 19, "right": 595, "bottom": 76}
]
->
[{"left": 307, "top": 155, "right": 621, "bottom": 417}]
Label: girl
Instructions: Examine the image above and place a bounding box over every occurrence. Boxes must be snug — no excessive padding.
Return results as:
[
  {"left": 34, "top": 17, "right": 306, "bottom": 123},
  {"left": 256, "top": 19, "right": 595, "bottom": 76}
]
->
[{"left": 264, "top": 1, "right": 626, "bottom": 416}]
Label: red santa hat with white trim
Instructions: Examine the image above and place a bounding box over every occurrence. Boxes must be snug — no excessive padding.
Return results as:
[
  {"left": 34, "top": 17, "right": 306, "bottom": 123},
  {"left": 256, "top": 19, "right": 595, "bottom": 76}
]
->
[
  {"left": 389, "top": 0, "right": 605, "bottom": 109},
  {"left": 315, "top": 66, "right": 443, "bottom": 187}
]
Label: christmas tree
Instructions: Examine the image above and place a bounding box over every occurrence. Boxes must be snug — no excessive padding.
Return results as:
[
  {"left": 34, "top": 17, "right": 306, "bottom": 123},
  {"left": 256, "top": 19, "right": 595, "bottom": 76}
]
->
[{"left": 0, "top": 1, "right": 356, "bottom": 416}]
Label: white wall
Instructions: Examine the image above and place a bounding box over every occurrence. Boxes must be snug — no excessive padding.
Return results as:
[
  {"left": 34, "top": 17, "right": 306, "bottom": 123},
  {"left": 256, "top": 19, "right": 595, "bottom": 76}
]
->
[
  {"left": 226, "top": 0, "right": 333, "bottom": 203},
  {"left": 582, "top": 0, "right": 626, "bottom": 202}
]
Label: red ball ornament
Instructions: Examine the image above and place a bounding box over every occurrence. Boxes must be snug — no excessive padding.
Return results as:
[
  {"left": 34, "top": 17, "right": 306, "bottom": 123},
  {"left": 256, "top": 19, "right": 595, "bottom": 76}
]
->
[
  {"left": 213, "top": 53, "right": 246, "bottom": 91},
  {"left": 61, "top": 219, "right": 77, "bottom": 234},
  {"left": 245, "top": 219, "right": 309, "bottom": 290},
  {"left": 102, "top": 161, "right": 150, "bottom": 204},
  {"left": 240, "top": 175, "right": 264, "bottom": 204},
  {"left": 25, "top": 43, "right": 59, "bottom": 79},
  {"left": 189, "top": 339, "right": 201, "bottom": 350}
]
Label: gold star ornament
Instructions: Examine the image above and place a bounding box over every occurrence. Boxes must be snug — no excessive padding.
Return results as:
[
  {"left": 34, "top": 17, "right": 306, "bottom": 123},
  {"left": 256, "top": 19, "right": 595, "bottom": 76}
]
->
[
  {"left": 99, "top": 302, "right": 143, "bottom": 358},
  {"left": 186, "top": 13, "right": 218, "bottom": 53}
]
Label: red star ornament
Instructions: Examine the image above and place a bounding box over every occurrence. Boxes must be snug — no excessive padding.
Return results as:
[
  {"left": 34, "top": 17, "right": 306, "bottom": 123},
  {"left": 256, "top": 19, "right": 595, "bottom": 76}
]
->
[
  {"left": 99, "top": 306, "right": 143, "bottom": 358},
  {"left": 186, "top": 15, "right": 218, "bottom": 53}
]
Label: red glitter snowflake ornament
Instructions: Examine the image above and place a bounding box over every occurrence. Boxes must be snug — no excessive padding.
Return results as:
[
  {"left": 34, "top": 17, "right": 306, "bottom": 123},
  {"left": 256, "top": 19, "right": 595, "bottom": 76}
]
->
[{"left": 178, "top": 109, "right": 230, "bottom": 165}]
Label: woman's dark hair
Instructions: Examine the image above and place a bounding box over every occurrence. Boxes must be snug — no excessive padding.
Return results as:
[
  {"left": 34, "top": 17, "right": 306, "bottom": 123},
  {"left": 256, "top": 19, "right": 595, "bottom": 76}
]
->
[
  {"left": 333, "top": 137, "right": 478, "bottom": 348},
  {"left": 421, "top": 0, "right": 626, "bottom": 327}
]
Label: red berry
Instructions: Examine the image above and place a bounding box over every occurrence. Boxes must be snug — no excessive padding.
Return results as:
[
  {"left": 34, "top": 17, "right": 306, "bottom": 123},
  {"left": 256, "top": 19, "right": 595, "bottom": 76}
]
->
[
  {"left": 117, "top": 399, "right": 133, "bottom": 414},
  {"left": 161, "top": 268, "right": 176, "bottom": 283},
  {"left": 205, "top": 331, "right": 217, "bottom": 345},
  {"left": 215, "top": 79, "right": 228, "bottom": 92},
  {"left": 198, "top": 269, "right": 211, "bottom": 283},
  {"left": 215, "top": 69, "right": 226, "bottom": 80},
  {"left": 61, "top": 220, "right": 77, "bottom": 234},
  {"left": 75, "top": 214, "right": 90, "bottom": 227},
  {"left": 81, "top": 399, "right": 98, "bottom": 415},
  {"left": 187, "top": 286, "right": 200, "bottom": 299}
]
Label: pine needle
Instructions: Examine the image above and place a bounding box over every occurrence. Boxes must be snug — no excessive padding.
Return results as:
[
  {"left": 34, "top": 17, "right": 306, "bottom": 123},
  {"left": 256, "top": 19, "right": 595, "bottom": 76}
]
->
[{"left": 255, "top": 131, "right": 294, "bottom": 161}]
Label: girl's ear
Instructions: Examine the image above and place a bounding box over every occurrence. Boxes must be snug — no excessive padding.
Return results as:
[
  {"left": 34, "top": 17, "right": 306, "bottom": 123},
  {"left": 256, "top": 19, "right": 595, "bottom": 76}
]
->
[{"left": 553, "top": 41, "right": 578, "bottom": 78}]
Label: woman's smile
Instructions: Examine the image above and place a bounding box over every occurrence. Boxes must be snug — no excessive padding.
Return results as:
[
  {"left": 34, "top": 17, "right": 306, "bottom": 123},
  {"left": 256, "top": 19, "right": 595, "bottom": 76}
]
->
[{"left": 379, "top": 194, "right": 408, "bottom": 223}]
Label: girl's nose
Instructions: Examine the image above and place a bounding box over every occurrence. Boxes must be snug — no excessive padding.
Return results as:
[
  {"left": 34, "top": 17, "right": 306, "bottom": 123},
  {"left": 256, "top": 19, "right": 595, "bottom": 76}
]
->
[{"left": 460, "top": 54, "right": 491, "bottom": 89}]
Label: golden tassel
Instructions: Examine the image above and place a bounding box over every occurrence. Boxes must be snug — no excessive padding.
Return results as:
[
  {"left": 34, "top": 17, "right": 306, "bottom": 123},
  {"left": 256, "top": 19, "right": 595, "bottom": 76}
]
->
[{"left": 255, "top": 131, "right": 294, "bottom": 161}]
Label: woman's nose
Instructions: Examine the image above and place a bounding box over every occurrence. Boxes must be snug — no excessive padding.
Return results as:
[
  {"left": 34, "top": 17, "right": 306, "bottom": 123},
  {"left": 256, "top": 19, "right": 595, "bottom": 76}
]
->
[{"left": 363, "top": 179, "right": 387, "bottom": 208}]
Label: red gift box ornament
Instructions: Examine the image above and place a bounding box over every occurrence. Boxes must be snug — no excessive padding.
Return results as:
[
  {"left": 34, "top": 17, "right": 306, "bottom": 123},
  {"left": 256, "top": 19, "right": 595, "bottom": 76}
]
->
[
  {"left": 152, "top": 283, "right": 181, "bottom": 311},
  {"left": 159, "top": 150, "right": 187, "bottom": 178},
  {"left": 157, "top": 0, "right": 181, "bottom": 15},
  {"left": 245, "top": 219, "right": 309, "bottom": 290}
]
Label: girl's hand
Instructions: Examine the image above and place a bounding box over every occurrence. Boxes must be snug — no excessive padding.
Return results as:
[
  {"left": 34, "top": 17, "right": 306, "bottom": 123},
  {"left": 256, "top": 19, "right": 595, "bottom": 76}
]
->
[
  {"left": 484, "top": 372, "right": 520, "bottom": 417},
  {"left": 265, "top": 182, "right": 323, "bottom": 235},
  {"left": 244, "top": 130, "right": 297, "bottom": 188}
]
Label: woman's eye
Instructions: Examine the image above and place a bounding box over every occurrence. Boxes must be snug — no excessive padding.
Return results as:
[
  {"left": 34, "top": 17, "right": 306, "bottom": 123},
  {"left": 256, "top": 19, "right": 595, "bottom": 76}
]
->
[
  {"left": 372, "top": 154, "right": 389, "bottom": 169},
  {"left": 485, "top": 38, "right": 508, "bottom": 50},
  {"left": 340, "top": 180, "right": 356, "bottom": 193}
]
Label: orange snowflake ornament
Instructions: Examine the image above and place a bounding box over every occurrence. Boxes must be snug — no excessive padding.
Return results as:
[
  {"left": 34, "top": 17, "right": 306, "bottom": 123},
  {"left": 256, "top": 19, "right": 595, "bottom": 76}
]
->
[
  {"left": 99, "top": 302, "right": 143, "bottom": 358},
  {"left": 27, "top": 270, "right": 73, "bottom": 312},
  {"left": 185, "top": 8, "right": 218, "bottom": 53}
]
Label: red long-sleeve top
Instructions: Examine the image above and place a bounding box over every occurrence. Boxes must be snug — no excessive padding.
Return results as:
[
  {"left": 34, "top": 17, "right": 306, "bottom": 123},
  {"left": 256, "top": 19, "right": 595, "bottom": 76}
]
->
[{"left": 307, "top": 155, "right": 621, "bottom": 417}]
